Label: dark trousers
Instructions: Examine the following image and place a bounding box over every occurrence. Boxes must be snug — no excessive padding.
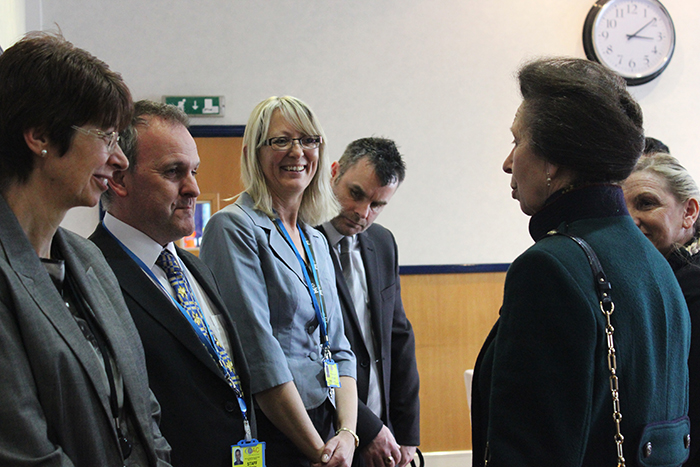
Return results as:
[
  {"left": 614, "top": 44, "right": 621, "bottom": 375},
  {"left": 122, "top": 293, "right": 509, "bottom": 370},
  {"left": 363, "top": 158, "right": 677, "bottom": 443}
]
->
[{"left": 255, "top": 400, "right": 335, "bottom": 467}]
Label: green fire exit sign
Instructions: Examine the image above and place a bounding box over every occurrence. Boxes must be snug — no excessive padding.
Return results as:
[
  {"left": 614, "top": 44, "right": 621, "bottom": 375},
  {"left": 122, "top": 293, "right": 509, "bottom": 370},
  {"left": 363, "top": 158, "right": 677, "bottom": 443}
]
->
[{"left": 163, "top": 96, "right": 225, "bottom": 117}]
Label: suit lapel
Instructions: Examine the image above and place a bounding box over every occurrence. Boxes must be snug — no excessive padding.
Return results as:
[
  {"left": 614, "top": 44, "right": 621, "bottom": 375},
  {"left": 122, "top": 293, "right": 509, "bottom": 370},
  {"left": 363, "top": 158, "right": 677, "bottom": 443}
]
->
[
  {"left": 91, "top": 225, "right": 223, "bottom": 378},
  {"left": 178, "top": 248, "right": 253, "bottom": 389},
  {"left": 0, "top": 196, "right": 113, "bottom": 423},
  {"left": 238, "top": 195, "right": 307, "bottom": 286},
  {"left": 59, "top": 231, "right": 147, "bottom": 421},
  {"left": 317, "top": 225, "right": 365, "bottom": 347},
  {"left": 359, "top": 232, "right": 384, "bottom": 356},
  {"left": 24, "top": 230, "right": 115, "bottom": 423}
]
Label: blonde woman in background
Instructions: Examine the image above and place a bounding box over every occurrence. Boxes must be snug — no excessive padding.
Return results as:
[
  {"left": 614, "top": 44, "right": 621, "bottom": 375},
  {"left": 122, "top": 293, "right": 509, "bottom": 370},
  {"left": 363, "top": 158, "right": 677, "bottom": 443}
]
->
[{"left": 623, "top": 152, "right": 700, "bottom": 467}]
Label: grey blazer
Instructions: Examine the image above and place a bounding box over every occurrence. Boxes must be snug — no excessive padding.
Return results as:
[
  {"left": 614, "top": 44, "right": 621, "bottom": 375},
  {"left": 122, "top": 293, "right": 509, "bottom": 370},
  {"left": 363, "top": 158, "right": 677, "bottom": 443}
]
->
[
  {"left": 200, "top": 192, "right": 355, "bottom": 410},
  {"left": 0, "top": 195, "right": 171, "bottom": 467}
]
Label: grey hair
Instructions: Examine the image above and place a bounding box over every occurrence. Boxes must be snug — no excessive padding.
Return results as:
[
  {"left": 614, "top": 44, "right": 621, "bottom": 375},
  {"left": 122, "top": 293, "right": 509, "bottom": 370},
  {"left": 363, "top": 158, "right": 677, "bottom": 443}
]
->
[{"left": 633, "top": 152, "right": 700, "bottom": 251}]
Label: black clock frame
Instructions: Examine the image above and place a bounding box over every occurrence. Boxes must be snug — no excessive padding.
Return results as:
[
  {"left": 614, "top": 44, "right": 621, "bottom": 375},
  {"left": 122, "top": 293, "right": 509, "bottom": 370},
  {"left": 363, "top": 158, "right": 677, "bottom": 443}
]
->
[{"left": 583, "top": 0, "right": 675, "bottom": 86}]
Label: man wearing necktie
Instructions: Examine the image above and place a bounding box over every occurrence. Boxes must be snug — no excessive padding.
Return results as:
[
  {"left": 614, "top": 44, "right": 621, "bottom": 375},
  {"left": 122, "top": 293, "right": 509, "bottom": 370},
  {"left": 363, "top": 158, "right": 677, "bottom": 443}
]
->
[
  {"left": 318, "top": 138, "right": 419, "bottom": 467},
  {"left": 90, "top": 100, "right": 255, "bottom": 467}
]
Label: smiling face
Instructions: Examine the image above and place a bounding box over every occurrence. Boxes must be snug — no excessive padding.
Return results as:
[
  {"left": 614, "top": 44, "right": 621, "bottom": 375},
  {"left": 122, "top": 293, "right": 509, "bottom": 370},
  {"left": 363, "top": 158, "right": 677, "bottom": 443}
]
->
[
  {"left": 330, "top": 157, "right": 398, "bottom": 236},
  {"left": 503, "top": 103, "right": 552, "bottom": 216},
  {"left": 623, "top": 170, "right": 697, "bottom": 256},
  {"left": 111, "top": 116, "right": 200, "bottom": 246},
  {"left": 46, "top": 124, "right": 128, "bottom": 209},
  {"left": 258, "top": 110, "right": 318, "bottom": 209}
]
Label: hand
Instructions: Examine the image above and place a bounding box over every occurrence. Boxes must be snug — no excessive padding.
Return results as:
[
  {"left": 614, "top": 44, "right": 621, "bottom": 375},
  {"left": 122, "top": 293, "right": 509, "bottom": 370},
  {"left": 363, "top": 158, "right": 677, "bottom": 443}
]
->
[
  {"left": 310, "top": 432, "right": 356, "bottom": 467},
  {"left": 397, "top": 446, "right": 417, "bottom": 467},
  {"left": 361, "top": 425, "right": 402, "bottom": 467}
]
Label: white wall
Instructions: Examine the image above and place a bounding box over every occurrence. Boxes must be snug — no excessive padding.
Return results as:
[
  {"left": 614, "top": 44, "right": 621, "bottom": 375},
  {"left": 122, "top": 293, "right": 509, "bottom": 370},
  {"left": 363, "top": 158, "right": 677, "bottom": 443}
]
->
[
  {"left": 0, "top": 0, "right": 25, "bottom": 49},
  {"left": 26, "top": 0, "right": 700, "bottom": 264}
]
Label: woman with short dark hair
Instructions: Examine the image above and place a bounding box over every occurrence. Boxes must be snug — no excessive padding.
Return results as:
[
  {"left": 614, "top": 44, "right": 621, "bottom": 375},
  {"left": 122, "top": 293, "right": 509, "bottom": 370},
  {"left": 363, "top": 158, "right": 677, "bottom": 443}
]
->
[
  {"left": 471, "top": 58, "right": 691, "bottom": 466},
  {"left": 0, "top": 33, "right": 172, "bottom": 466}
]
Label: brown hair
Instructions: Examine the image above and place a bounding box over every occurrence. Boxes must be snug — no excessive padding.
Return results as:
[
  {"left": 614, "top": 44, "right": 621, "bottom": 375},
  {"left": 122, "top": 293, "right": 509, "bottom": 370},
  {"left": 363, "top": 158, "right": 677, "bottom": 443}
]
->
[
  {"left": 0, "top": 32, "right": 132, "bottom": 190},
  {"left": 518, "top": 57, "right": 644, "bottom": 184}
]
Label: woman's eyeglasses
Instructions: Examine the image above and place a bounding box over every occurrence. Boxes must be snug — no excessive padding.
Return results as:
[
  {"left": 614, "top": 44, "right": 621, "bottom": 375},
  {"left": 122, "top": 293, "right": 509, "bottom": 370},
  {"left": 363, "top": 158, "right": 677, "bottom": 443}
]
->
[
  {"left": 71, "top": 125, "right": 120, "bottom": 152},
  {"left": 262, "top": 136, "right": 322, "bottom": 151}
]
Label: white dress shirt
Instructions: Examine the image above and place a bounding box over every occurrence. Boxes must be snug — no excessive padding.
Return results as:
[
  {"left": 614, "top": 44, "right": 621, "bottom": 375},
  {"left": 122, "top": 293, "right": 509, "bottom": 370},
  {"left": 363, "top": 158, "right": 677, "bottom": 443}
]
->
[
  {"left": 103, "top": 213, "right": 233, "bottom": 357},
  {"left": 323, "top": 222, "right": 383, "bottom": 417}
]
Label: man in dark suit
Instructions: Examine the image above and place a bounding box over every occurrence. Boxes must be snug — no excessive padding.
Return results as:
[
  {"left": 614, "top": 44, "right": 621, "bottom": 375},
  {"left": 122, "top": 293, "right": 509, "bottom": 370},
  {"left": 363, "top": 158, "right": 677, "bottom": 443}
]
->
[
  {"left": 90, "top": 100, "right": 255, "bottom": 467},
  {"left": 318, "top": 138, "right": 419, "bottom": 467}
]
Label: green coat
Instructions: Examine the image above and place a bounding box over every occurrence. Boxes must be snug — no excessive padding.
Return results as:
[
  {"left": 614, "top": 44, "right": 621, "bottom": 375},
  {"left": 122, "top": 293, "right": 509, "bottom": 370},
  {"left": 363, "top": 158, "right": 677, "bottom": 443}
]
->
[{"left": 472, "top": 185, "right": 690, "bottom": 467}]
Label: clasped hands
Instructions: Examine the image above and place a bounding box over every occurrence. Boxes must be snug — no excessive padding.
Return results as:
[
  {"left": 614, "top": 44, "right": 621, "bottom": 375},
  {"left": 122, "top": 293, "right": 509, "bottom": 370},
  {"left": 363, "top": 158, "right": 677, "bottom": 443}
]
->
[
  {"left": 361, "top": 425, "right": 416, "bottom": 467},
  {"left": 311, "top": 429, "right": 357, "bottom": 467}
]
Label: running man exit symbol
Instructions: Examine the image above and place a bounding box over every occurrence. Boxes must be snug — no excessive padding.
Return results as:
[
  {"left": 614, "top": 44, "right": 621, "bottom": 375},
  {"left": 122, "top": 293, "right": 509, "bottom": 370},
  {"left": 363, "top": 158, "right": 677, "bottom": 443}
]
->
[{"left": 163, "top": 96, "right": 225, "bottom": 117}]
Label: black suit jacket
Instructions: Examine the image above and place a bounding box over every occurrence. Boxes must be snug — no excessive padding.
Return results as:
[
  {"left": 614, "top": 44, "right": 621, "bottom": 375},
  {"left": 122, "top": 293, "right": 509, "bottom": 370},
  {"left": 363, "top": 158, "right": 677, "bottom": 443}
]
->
[
  {"left": 318, "top": 223, "right": 420, "bottom": 450},
  {"left": 90, "top": 223, "right": 255, "bottom": 467},
  {"left": 668, "top": 248, "right": 700, "bottom": 467}
]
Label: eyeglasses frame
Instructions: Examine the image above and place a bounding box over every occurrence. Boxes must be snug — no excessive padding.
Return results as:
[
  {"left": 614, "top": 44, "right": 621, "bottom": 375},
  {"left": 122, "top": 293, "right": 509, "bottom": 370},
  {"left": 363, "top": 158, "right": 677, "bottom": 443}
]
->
[
  {"left": 262, "top": 135, "right": 323, "bottom": 152},
  {"left": 71, "top": 125, "right": 121, "bottom": 152}
]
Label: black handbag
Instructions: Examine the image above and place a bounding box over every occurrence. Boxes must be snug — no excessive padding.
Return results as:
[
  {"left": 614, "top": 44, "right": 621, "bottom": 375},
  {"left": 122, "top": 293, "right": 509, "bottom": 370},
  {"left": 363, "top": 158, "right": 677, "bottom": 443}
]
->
[{"left": 410, "top": 447, "right": 424, "bottom": 467}]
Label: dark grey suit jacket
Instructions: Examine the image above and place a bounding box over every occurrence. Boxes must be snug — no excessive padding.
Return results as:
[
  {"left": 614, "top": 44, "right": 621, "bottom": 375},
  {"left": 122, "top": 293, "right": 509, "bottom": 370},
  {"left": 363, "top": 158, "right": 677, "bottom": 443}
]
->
[
  {"left": 318, "top": 223, "right": 420, "bottom": 451},
  {"left": 0, "top": 196, "right": 171, "bottom": 466},
  {"left": 90, "top": 222, "right": 256, "bottom": 467}
]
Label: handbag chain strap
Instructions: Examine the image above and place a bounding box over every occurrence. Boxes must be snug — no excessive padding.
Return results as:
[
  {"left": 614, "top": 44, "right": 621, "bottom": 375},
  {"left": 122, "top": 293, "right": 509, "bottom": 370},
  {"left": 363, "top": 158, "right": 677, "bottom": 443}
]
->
[{"left": 548, "top": 230, "right": 625, "bottom": 467}]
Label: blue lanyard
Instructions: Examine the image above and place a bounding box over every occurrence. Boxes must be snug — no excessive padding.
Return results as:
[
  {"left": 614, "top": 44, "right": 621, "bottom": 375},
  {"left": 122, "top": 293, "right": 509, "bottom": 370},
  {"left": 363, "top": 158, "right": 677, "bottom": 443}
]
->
[
  {"left": 101, "top": 222, "right": 252, "bottom": 440},
  {"left": 273, "top": 219, "right": 330, "bottom": 352}
]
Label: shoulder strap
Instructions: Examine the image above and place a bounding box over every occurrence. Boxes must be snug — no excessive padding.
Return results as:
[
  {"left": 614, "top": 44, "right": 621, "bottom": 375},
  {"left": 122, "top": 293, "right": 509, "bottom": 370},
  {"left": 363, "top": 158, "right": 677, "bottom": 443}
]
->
[
  {"left": 547, "top": 230, "right": 626, "bottom": 467},
  {"left": 547, "top": 230, "right": 613, "bottom": 312}
]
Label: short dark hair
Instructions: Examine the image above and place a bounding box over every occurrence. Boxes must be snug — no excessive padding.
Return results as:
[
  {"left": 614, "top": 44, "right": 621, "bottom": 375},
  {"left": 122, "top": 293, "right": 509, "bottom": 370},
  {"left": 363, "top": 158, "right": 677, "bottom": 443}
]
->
[
  {"left": 337, "top": 137, "right": 406, "bottom": 186},
  {"left": 644, "top": 136, "right": 670, "bottom": 155},
  {"left": 518, "top": 57, "right": 644, "bottom": 184},
  {"left": 102, "top": 100, "right": 189, "bottom": 208},
  {"left": 119, "top": 99, "right": 190, "bottom": 170},
  {"left": 0, "top": 32, "right": 132, "bottom": 190}
]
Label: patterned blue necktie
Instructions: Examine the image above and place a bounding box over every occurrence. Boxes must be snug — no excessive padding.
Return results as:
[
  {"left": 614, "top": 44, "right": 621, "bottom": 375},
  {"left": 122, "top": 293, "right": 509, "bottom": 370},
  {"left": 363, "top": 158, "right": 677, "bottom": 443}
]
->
[{"left": 156, "top": 248, "right": 243, "bottom": 395}]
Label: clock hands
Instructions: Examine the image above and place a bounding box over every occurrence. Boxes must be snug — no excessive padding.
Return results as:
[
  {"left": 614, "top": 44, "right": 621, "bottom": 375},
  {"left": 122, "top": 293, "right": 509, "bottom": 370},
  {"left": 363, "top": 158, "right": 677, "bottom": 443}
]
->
[{"left": 627, "top": 18, "right": 656, "bottom": 40}]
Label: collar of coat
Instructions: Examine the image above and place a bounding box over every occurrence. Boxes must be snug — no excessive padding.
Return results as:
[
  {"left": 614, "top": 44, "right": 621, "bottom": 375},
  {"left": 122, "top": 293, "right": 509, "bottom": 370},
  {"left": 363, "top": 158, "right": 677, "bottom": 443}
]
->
[{"left": 529, "top": 183, "right": 629, "bottom": 242}]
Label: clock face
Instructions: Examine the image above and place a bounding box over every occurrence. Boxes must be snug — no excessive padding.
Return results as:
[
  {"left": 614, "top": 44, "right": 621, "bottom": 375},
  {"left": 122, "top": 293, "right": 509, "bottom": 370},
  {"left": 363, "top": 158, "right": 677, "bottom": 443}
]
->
[{"left": 583, "top": 0, "right": 675, "bottom": 85}]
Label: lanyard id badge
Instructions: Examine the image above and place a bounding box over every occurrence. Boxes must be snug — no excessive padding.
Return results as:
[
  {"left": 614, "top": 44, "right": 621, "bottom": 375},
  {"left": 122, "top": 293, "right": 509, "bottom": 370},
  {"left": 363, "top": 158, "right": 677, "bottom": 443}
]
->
[
  {"left": 101, "top": 222, "right": 264, "bottom": 463},
  {"left": 273, "top": 219, "right": 341, "bottom": 393},
  {"left": 232, "top": 439, "right": 266, "bottom": 467},
  {"left": 324, "top": 358, "right": 341, "bottom": 388}
]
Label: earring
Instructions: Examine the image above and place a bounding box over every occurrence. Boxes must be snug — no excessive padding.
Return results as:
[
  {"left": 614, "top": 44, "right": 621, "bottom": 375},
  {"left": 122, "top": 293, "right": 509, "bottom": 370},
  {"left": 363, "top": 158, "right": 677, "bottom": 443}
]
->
[
  {"left": 546, "top": 172, "right": 552, "bottom": 187},
  {"left": 40, "top": 149, "right": 47, "bottom": 157}
]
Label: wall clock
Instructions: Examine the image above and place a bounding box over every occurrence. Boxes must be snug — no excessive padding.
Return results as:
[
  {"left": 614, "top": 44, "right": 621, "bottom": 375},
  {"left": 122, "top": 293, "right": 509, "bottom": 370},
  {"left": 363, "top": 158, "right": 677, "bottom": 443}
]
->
[{"left": 583, "top": 0, "right": 675, "bottom": 86}]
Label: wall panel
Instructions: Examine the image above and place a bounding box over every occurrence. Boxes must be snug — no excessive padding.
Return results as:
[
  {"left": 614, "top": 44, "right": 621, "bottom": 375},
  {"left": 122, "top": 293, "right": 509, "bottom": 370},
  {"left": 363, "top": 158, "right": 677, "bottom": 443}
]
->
[{"left": 401, "top": 272, "right": 503, "bottom": 452}]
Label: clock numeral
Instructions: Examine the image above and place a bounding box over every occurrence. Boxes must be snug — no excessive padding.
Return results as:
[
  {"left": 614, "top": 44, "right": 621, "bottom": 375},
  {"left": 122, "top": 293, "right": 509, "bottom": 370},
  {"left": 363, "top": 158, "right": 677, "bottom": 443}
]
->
[
  {"left": 657, "top": 32, "right": 665, "bottom": 41},
  {"left": 629, "top": 59, "right": 636, "bottom": 69},
  {"left": 600, "top": 31, "right": 609, "bottom": 39},
  {"left": 615, "top": 8, "right": 624, "bottom": 18},
  {"left": 605, "top": 45, "right": 614, "bottom": 55},
  {"left": 617, "top": 55, "right": 623, "bottom": 65},
  {"left": 644, "top": 55, "right": 650, "bottom": 66},
  {"left": 652, "top": 46, "right": 658, "bottom": 55},
  {"left": 627, "top": 4, "right": 638, "bottom": 14},
  {"left": 606, "top": 19, "right": 617, "bottom": 28}
]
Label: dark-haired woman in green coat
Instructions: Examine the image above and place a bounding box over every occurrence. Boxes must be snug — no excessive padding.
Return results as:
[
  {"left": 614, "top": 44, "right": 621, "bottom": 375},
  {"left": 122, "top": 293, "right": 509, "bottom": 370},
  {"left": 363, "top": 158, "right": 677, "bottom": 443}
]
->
[{"left": 471, "top": 58, "right": 691, "bottom": 467}]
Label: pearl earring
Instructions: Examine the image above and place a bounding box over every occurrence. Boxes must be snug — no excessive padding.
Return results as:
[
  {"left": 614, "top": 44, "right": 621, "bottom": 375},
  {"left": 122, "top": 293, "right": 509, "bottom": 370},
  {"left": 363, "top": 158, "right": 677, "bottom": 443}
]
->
[
  {"left": 40, "top": 149, "right": 47, "bottom": 157},
  {"left": 546, "top": 173, "right": 552, "bottom": 187}
]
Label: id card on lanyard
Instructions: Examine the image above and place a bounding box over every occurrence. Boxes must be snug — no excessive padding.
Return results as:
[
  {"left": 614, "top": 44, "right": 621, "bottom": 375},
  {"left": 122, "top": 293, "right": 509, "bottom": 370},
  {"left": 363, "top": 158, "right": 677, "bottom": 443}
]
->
[
  {"left": 101, "top": 222, "right": 264, "bottom": 464},
  {"left": 274, "top": 220, "right": 341, "bottom": 392}
]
